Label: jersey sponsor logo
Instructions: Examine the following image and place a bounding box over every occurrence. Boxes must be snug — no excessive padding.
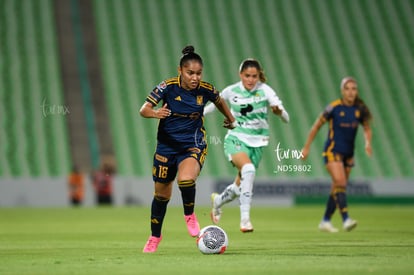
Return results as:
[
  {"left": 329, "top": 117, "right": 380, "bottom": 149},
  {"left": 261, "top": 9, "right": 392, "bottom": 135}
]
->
[
  {"left": 355, "top": 110, "right": 360, "bottom": 118},
  {"left": 172, "top": 112, "right": 201, "bottom": 120},
  {"left": 197, "top": 95, "right": 203, "bottom": 105},
  {"left": 240, "top": 104, "right": 253, "bottom": 116},
  {"left": 189, "top": 112, "right": 201, "bottom": 120},
  {"left": 175, "top": 95, "right": 182, "bottom": 101},
  {"left": 155, "top": 154, "right": 168, "bottom": 163}
]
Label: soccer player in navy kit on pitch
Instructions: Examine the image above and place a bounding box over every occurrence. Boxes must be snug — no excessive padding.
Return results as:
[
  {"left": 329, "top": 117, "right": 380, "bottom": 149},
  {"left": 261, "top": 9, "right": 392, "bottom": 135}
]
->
[
  {"left": 302, "top": 77, "right": 372, "bottom": 233},
  {"left": 140, "top": 46, "right": 236, "bottom": 253}
]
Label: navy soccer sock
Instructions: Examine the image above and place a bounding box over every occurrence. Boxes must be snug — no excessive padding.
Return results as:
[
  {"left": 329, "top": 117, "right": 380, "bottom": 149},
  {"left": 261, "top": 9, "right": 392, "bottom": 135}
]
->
[
  {"left": 150, "top": 195, "right": 170, "bottom": 238},
  {"left": 178, "top": 180, "right": 196, "bottom": 216},
  {"left": 333, "top": 187, "right": 349, "bottom": 222},
  {"left": 323, "top": 193, "right": 337, "bottom": 221}
]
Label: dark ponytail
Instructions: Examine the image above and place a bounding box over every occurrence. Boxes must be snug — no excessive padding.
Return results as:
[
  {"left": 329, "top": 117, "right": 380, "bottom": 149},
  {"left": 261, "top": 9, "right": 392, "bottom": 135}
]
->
[{"left": 179, "top": 45, "right": 203, "bottom": 67}]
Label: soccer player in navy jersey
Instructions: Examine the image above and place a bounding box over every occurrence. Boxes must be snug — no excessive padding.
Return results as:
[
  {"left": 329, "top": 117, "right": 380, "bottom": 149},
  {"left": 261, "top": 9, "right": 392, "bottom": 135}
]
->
[
  {"left": 140, "top": 45, "right": 236, "bottom": 253},
  {"left": 302, "top": 77, "right": 372, "bottom": 233}
]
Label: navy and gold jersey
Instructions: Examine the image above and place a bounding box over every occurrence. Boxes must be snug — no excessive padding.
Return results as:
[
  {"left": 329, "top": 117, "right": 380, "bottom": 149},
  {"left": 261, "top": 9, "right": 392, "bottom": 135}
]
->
[
  {"left": 146, "top": 76, "right": 220, "bottom": 153},
  {"left": 322, "top": 99, "right": 370, "bottom": 157}
]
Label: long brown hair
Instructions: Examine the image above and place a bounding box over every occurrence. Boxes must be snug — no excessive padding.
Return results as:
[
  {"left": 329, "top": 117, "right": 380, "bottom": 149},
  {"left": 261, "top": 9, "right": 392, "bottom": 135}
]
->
[{"left": 341, "top": 76, "right": 372, "bottom": 121}]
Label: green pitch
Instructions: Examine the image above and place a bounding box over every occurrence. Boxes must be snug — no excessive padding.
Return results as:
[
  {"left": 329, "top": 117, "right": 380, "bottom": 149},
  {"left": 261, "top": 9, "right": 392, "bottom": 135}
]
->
[{"left": 1, "top": 206, "right": 413, "bottom": 274}]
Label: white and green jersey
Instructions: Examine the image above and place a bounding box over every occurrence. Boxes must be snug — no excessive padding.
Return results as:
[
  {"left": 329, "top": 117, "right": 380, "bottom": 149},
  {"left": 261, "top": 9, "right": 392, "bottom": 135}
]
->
[{"left": 221, "top": 81, "right": 283, "bottom": 147}]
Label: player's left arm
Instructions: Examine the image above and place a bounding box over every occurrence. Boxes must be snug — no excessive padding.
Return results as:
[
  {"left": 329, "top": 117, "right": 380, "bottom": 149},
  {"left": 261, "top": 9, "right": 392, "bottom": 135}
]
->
[
  {"left": 206, "top": 86, "right": 236, "bottom": 128},
  {"left": 266, "top": 86, "right": 289, "bottom": 123},
  {"left": 214, "top": 97, "right": 237, "bottom": 129},
  {"left": 362, "top": 121, "right": 372, "bottom": 157}
]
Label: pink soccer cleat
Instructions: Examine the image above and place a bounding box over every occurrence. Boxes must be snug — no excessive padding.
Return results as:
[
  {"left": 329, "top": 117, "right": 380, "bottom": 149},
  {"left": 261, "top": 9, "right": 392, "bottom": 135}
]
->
[
  {"left": 143, "top": 235, "right": 162, "bottom": 253},
  {"left": 184, "top": 213, "right": 200, "bottom": 237}
]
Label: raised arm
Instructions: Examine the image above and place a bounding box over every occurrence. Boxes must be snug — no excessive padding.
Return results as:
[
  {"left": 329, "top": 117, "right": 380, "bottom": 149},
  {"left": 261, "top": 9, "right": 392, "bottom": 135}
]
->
[
  {"left": 363, "top": 121, "right": 372, "bottom": 157},
  {"left": 214, "top": 97, "right": 237, "bottom": 129},
  {"left": 302, "top": 115, "right": 326, "bottom": 160},
  {"left": 271, "top": 105, "right": 289, "bottom": 123}
]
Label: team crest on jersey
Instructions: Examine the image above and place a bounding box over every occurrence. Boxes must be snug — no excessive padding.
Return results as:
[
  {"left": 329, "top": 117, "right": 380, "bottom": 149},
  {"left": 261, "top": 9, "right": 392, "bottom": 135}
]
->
[
  {"left": 340, "top": 111, "right": 345, "bottom": 117},
  {"left": 196, "top": 95, "right": 203, "bottom": 105},
  {"left": 157, "top": 81, "right": 167, "bottom": 90},
  {"left": 355, "top": 110, "right": 360, "bottom": 118}
]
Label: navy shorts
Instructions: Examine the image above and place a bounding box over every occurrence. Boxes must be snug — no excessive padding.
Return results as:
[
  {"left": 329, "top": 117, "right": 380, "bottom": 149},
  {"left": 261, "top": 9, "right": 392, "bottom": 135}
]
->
[
  {"left": 152, "top": 146, "right": 207, "bottom": 183},
  {"left": 323, "top": 151, "right": 354, "bottom": 167}
]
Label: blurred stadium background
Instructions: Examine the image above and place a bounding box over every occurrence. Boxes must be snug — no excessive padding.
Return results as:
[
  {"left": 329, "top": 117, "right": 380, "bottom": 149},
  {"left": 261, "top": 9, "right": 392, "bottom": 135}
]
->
[{"left": 0, "top": 0, "right": 413, "bottom": 206}]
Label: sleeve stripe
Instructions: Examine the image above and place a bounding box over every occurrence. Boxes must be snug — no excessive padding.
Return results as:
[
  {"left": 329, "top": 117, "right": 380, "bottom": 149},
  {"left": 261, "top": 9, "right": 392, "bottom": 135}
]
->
[
  {"left": 146, "top": 96, "right": 158, "bottom": 105},
  {"left": 200, "top": 81, "right": 213, "bottom": 91}
]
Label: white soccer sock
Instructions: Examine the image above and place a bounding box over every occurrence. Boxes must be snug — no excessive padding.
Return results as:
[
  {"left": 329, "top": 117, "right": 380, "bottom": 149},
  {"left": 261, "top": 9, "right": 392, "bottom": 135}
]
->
[
  {"left": 215, "top": 182, "right": 240, "bottom": 208},
  {"left": 239, "top": 163, "right": 255, "bottom": 221}
]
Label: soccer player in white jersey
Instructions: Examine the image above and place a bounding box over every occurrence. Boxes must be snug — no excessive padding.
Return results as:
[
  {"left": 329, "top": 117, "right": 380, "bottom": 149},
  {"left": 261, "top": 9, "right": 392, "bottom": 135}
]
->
[{"left": 204, "top": 59, "right": 289, "bottom": 232}]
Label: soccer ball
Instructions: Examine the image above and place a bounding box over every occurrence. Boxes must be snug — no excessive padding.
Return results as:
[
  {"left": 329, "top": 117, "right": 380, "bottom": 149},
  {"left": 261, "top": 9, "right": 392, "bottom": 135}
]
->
[{"left": 196, "top": 225, "right": 228, "bottom": 254}]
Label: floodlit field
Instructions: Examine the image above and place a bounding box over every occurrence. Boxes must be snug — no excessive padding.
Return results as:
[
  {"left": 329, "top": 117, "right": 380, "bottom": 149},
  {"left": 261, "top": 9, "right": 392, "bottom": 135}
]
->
[{"left": 1, "top": 206, "right": 413, "bottom": 274}]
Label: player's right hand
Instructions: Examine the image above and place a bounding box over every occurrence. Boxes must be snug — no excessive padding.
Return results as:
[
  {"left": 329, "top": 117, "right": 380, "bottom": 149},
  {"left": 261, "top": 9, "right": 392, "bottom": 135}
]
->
[
  {"left": 223, "top": 118, "right": 237, "bottom": 129},
  {"left": 301, "top": 147, "right": 309, "bottom": 160},
  {"left": 155, "top": 103, "right": 171, "bottom": 119}
]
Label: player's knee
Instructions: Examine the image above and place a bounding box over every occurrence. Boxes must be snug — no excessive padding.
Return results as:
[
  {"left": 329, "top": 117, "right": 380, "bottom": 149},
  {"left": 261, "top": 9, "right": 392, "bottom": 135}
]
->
[
  {"left": 333, "top": 186, "right": 346, "bottom": 194},
  {"left": 154, "top": 194, "right": 170, "bottom": 202},
  {"left": 332, "top": 179, "right": 347, "bottom": 189},
  {"left": 177, "top": 179, "right": 195, "bottom": 189}
]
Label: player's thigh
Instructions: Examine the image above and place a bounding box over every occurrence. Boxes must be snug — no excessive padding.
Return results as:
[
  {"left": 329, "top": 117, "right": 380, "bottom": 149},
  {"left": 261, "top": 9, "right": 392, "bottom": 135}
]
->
[
  {"left": 345, "top": 166, "right": 352, "bottom": 180},
  {"left": 230, "top": 152, "right": 253, "bottom": 171},
  {"left": 152, "top": 152, "right": 178, "bottom": 183},
  {"left": 177, "top": 157, "right": 201, "bottom": 181},
  {"left": 224, "top": 136, "right": 255, "bottom": 170},
  {"left": 325, "top": 161, "right": 347, "bottom": 187}
]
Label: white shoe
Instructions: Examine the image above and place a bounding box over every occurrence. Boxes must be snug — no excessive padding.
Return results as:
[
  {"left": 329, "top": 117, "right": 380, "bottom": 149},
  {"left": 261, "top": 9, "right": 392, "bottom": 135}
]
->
[
  {"left": 343, "top": 218, "right": 357, "bottom": 232},
  {"left": 318, "top": 221, "right": 339, "bottom": 233},
  {"left": 240, "top": 219, "right": 254, "bottom": 233},
  {"left": 210, "top": 193, "right": 222, "bottom": 224}
]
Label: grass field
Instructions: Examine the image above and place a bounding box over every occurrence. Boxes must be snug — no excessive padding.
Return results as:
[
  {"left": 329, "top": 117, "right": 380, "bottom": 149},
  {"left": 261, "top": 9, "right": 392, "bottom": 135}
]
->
[{"left": 1, "top": 205, "right": 413, "bottom": 274}]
